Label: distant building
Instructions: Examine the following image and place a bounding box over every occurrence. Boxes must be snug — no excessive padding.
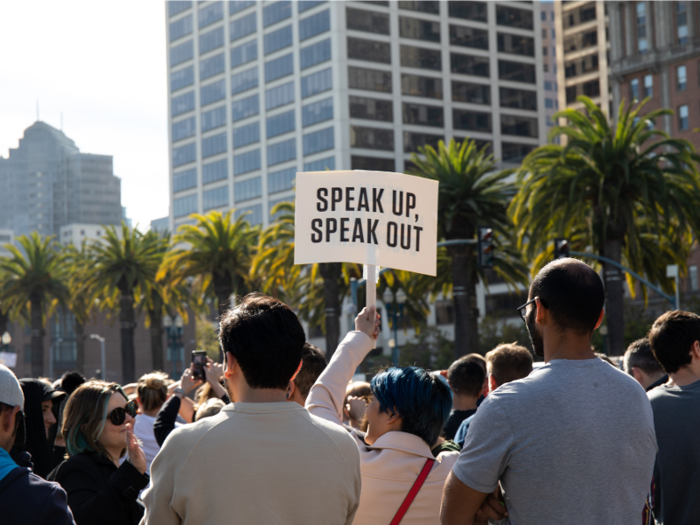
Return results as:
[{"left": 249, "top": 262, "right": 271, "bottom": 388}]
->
[
  {"left": 150, "top": 216, "right": 170, "bottom": 233},
  {"left": 0, "top": 229, "right": 13, "bottom": 257},
  {"left": 0, "top": 121, "right": 122, "bottom": 238},
  {"left": 122, "top": 206, "right": 132, "bottom": 228},
  {"left": 540, "top": 1, "right": 560, "bottom": 138},
  {"left": 59, "top": 223, "right": 112, "bottom": 246}
]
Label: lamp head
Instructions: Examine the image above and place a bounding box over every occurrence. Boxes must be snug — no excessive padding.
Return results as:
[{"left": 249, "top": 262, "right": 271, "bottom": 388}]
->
[{"left": 382, "top": 288, "right": 394, "bottom": 305}]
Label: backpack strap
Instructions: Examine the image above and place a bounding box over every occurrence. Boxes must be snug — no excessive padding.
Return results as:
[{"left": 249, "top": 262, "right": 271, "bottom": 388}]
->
[{"left": 390, "top": 459, "right": 436, "bottom": 525}]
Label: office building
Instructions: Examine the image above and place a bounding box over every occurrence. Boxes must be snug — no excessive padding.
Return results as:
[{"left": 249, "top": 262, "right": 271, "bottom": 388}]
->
[
  {"left": 166, "top": 0, "right": 548, "bottom": 232},
  {"left": 59, "top": 223, "right": 113, "bottom": 246},
  {"left": 608, "top": 1, "right": 700, "bottom": 149},
  {"left": 151, "top": 216, "right": 171, "bottom": 233},
  {"left": 540, "top": 1, "right": 559, "bottom": 133},
  {"left": 0, "top": 229, "right": 13, "bottom": 258},
  {"left": 555, "top": 1, "right": 611, "bottom": 114},
  {"left": 0, "top": 121, "right": 123, "bottom": 238}
]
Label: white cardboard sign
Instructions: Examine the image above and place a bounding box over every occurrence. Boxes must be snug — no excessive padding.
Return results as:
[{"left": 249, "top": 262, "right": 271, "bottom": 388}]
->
[{"left": 294, "top": 170, "right": 439, "bottom": 276}]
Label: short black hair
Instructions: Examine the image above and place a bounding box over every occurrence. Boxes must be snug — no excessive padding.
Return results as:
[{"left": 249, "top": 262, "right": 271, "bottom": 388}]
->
[
  {"left": 447, "top": 356, "right": 486, "bottom": 397},
  {"left": 60, "top": 372, "right": 86, "bottom": 396},
  {"left": 530, "top": 259, "right": 605, "bottom": 335},
  {"left": 219, "top": 293, "right": 305, "bottom": 390},
  {"left": 623, "top": 338, "right": 663, "bottom": 375},
  {"left": 294, "top": 343, "right": 327, "bottom": 398},
  {"left": 648, "top": 311, "right": 700, "bottom": 374}
]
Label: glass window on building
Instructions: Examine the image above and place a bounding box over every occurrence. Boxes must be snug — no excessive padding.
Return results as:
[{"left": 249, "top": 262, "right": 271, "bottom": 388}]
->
[
  {"left": 304, "top": 127, "right": 335, "bottom": 155},
  {"left": 690, "top": 265, "right": 698, "bottom": 291},
  {"left": 453, "top": 109, "right": 492, "bottom": 133},
  {"left": 563, "top": 30, "right": 597, "bottom": 52},
  {"left": 173, "top": 168, "right": 197, "bottom": 192},
  {"left": 266, "top": 81, "right": 295, "bottom": 109},
  {"left": 496, "top": 5, "right": 533, "bottom": 29},
  {"left": 564, "top": 53, "right": 599, "bottom": 78},
  {"left": 677, "top": 1, "right": 689, "bottom": 44},
  {"left": 202, "top": 158, "right": 228, "bottom": 184},
  {"left": 231, "top": 40, "right": 258, "bottom": 68},
  {"left": 232, "top": 94, "right": 260, "bottom": 121},
  {"left": 435, "top": 299, "right": 454, "bottom": 325},
  {"left": 348, "top": 66, "right": 392, "bottom": 92},
  {"left": 203, "top": 186, "right": 229, "bottom": 210},
  {"left": 233, "top": 121, "right": 260, "bottom": 147},
  {"left": 302, "top": 97, "right": 333, "bottom": 127},
  {"left": 452, "top": 81, "right": 490, "bottom": 104},
  {"left": 400, "top": 46, "right": 441, "bottom": 70},
  {"left": 351, "top": 156, "right": 395, "bottom": 171},
  {"left": 201, "top": 105, "right": 226, "bottom": 132},
  {"left": 267, "top": 109, "right": 296, "bottom": 137},
  {"left": 202, "top": 132, "right": 228, "bottom": 158},
  {"left": 677, "top": 65, "right": 687, "bottom": 91},
  {"left": 450, "top": 53, "right": 490, "bottom": 77},
  {"left": 349, "top": 96, "right": 393, "bottom": 121},
  {"left": 172, "top": 91, "right": 195, "bottom": 116},
  {"left": 264, "top": 25, "right": 293, "bottom": 55},
  {"left": 171, "top": 66, "right": 194, "bottom": 92},
  {"left": 403, "top": 131, "right": 442, "bottom": 153},
  {"left": 637, "top": 2, "right": 647, "bottom": 54},
  {"left": 501, "top": 115, "right": 539, "bottom": 137},
  {"left": 399, "top": 2, "right": 440, "bottom": 15},
  {"left": 448, "top": 2, "right": 487, "bottom": 22},
  {"left": 499, "top": 87, "right": 537, "bottom": 111},
  {"left": 498, "top": 60, "right": 536, "bottom": 83},
  {"left": 174, "top": 194, "right": 198, "bottom": 217},
  {"left": 449, "top": 25, "right": 488, "bottom": 50},
  {"left": 350, "top": 126, "right": 393, "bottom": 150},
  {"left": 263, "top": 1, "right": 292, "bottom": 27},
  {"left": 230, "top": 1, "right": 254, "bottom": 15},
  {"left": 170, "top": 40, "right": 194, "bottom": 67},
  {"left": 235, "top": 204, "right": 263, "bottom": 226},
  {"left": 348, "top": 37, "right": 391, "bottom": 64},
  {"left": 630, "top": 78, "right": 640, "bottom": 101},
  {"left": 300, "top": 39, "right": 331, "bottom": 69},
  {"left": 231, "top": 66, "right": 258, "bottom": 95},
  {"left": 201, "top": 79, "right": 226, "bottom": 106},
  {"left": 265, "top": 53, "right": 294, "bottom": 82},
  {"left": 234, "top": 149, "right": 261, "bottom": 175},
  {"left": 563, "top": 3, "right": 596, "bottom": 29},
  {"left": 199, "top": 2, "right": 223, "bottom": 29},
  {"left": 402, "top": 102, "right": 444, "bottom": 127},
  {"left": 231, "top": 12, "right": 257, "bottom": 42},
  {"left": 301, "top": 68, "right": 332, "bottom": 97},
  {"left": 200, "top": 53, "right": 225, "bottom": 81},
  {"left": 497, "top": 33, "right": 535, "bottom": 56},
  {"left": 170, "top": 14, "right": 193, "bottom": 42},
  {"left": 304, "top": 156, "right": 336, "bottom": 171},
  {"left": 169, "top": 2, "right": 191, "bottom": 17},
  {"left": 268, "top": 167, "right": 296, "bottom": 194},
  {"left": 172, "top": 117, "right": 196, "bottom": 142},
  {"left": 399, "top": 17, "right": 441, "bottom": 42},
  {"left": 300, "top": 9, "right": 330, "bottom": 40},
  {"left": 200, "top": 27, "right": 224, "bottom": 54},
  {"left": 401, "top": 74, "right": 442, "bottom": 99},
  {"left": 679, "top": 104, "right": 689, "bottom": 130},
  {"left": 299, "top": 1, "right": 325, "bottom": 14},
  {"left": 268, "top": 138, "right": 297, "bottom": 165},
  {"left": 234, "top": 177, "right": 262, "bottom": 202},
  {"left": 346, "top": 7, "right": 390, "bottom": 34},
  {"left": 644, "top": 74, "right": 653, "bottom": 98}
]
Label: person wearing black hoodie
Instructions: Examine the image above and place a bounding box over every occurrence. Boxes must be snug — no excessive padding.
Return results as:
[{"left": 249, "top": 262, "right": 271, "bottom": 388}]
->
[
  {"left": 11, "top": 378, "right": 65, "bottom": 479},
  {"left": 0, "top": 365, "right": 75, "bottom": 525}
]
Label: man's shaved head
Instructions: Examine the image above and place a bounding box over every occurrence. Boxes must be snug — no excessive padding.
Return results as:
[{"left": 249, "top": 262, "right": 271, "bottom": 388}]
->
[{"left": 530, "top": 258, "right": 605, "bottom": 335}]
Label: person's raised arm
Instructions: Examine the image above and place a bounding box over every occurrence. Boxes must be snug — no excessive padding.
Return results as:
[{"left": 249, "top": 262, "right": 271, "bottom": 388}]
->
[
  {"left": 306, "top": 306, "right": 379, "bottom": 425},
  {"left": 203, "top": 358, "right": 228, "bottom": 400}
]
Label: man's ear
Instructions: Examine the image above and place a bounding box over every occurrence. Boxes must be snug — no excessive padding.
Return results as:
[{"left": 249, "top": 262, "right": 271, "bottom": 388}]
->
[
  {"left": 481, "top": 378, "right": 489, "bottom": 397},
  {"left": 593, "top": 308, "right": 605, "bottom": 330},
  {"left": 488, "top": 375, "right": 498, "bottom": 394},
  {"left": 534, "top": 297, "right": 547, "bottom": 324},
  {"left": 289, "top": 359, "right": 303, "bottom": 383},
  {"left": 224, "top": 352, "right": 236, "bottom": 379},
  {"left": 1, "top": 405, "right": 20, "bottom": 434},
  {"left": 631, "top": 367, "right": 645, "bottom": 385},
  {"left": 691, "top": 340, "right": 700, "bottom": 361},
  {"left": 286, "top": 380, "right": 296, "bottom": 400}
]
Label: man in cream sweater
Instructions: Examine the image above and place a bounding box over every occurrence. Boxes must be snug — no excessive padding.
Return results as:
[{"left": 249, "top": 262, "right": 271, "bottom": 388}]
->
[{"left": 141, "top": 294, "right": 361, "bottom": 525}]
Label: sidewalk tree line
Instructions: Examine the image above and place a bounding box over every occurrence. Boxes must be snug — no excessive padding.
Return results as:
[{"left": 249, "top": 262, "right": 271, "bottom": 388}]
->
[{"left": 0, "top": 96, "right": 698, "bottom": 381}]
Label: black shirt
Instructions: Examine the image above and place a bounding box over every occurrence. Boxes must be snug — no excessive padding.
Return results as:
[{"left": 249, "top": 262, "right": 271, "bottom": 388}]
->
[{"left": 442, "top": 409, "right": 477, "bottom": 441}]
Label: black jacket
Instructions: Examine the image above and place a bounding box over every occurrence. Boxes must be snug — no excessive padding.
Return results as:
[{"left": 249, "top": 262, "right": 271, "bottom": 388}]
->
[
  {"left": 0, "top": 465, "right": 76, "bottom": 525},
  {"left": 48, "top": 453, "right": 149, "bottom": 525}
]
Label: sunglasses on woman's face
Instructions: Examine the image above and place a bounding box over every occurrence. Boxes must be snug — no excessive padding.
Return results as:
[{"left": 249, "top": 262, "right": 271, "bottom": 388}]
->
[{"left": 107, "top": 400, "right": 137, "bottom": 426}]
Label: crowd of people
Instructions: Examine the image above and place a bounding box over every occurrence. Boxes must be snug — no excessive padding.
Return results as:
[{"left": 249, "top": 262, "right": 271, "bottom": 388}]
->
[{"left": 0, "top": 257, "right": 699, "bottom": 524}]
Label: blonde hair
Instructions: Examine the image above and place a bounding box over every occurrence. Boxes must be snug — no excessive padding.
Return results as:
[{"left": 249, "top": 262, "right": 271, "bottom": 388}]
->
[
  {"left": 195, "top": 398, "right": 225, "bottom": 421},
  {"left": 194, "top": 382, "right": 220, "bottom": 413},
  {"left": 137, "top": 372, "right": 170, "bottom": 412}
]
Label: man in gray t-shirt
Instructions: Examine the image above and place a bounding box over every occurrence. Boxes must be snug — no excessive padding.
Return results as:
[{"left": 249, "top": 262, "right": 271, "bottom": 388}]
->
[{"left": 441, "top": 259, "right": 657, "bottom": 525}]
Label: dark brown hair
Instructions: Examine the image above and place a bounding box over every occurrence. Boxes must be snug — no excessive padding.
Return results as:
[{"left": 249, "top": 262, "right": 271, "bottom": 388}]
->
[{"left": 648, "top": 310, "right": 700, "bottom": 373}]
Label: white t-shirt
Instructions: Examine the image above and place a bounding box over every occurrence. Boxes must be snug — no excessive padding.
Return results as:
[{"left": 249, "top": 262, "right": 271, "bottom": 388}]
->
[{"left": 134, "top": 413, "right": 180, "bottom": 475}]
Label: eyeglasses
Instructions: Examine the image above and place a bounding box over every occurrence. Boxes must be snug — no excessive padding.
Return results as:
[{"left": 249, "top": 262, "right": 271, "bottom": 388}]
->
[
  {"left": 516, "top": 297, "right": 547, "bottom": 322},
  {"left": 107, "top": 400, "right": 137, "bottom": 426}
]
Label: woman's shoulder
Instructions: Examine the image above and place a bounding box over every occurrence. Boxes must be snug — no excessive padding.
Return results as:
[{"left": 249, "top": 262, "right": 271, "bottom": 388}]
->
[{"left": 52, "top": 454, "right": 105, "bottom": 478}]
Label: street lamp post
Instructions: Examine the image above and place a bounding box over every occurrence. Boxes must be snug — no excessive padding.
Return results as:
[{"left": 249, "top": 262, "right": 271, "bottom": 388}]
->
[
  {"left": 164, "top": 315, "right": 184, "bottom": 379},
  {"left": 90, "top": 334, "right": 106, "bottom": 380},
  {"left": 1, "top": 332, "right": 11, "bottom": 353},
  {"left": 382, "top": 288, "right": 407, "bottom": 366},
  {"left": 49, "top": 337, "right": 62, "bottom": 380}
]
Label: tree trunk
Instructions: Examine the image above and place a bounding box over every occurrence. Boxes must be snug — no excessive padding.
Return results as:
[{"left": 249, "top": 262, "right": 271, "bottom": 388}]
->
[
  {"left": 603, "top": 238, "right": 625, "bottom": 356},
  {"left": 119, "top": 293, "right": 136, "bottom": 384},
  {"left": 74, "top": 320, "right": 86, "bottom": 375},
  {"left": 319, "top": 263, "right": 342, "bottom": 360},
  {"left": 213, "top": 272, "right": 234, "bottom": 363},
  {"left": 451, "top": 248, "right": 480, "bottom": 358},
  {"left": 30, "top": 293, "right": 44, "bottom": 378},
  {"left": 149, "top": 310, "right": 165, "bottom": 372},
  {"left": 0, "top": 310, "right": 8, "bottom": 338}
]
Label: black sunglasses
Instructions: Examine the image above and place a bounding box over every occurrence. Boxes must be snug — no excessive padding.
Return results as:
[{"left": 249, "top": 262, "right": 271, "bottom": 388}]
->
[
  {"left": 107, "top": 400, "right": 137, "bottom": 426},
  {"left": 516, "top": 296, "right": 548, "bottom": 322}
]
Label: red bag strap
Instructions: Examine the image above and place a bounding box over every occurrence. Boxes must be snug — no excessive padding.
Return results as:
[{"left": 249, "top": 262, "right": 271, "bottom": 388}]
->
[{"left": 389, "top": 459, "right": 436, "bottom": 525}]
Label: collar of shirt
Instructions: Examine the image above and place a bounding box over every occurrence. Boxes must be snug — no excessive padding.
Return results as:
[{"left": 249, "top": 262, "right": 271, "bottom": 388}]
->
[{"left": 366, "top": 431, "right": 434, "bottom": 460}]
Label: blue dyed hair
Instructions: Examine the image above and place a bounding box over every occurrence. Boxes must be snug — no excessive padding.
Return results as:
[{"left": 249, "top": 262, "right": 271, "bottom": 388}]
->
[{"left": 371, "top": 367, "right": 452, "bottom": 445}]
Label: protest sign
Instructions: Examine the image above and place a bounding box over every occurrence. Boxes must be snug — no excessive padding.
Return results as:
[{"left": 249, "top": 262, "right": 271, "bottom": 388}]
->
[{"left": 294, "top": 170, "right": 439, "bottom": 276}]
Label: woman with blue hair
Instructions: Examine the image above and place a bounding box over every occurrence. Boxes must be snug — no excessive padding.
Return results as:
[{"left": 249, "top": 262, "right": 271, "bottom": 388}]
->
[
  {"left": 307, "top": 306, "right": 456, "bottom": 525},
  {"left": 48, "top": 381, "right": 149, "bottom": 525}
]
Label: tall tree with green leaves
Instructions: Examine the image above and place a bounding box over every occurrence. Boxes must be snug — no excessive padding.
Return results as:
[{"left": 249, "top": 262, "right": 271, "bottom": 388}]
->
[
  {"left": 0, "top": 233, "right": 68, "bottom": 377},
  {"left": 87, "top": 223, "right": 165, "bottom": 383},
  {"left": 511, "top": 96, "right": 700, "bottom": 355},
  {"left": 409, "top": 138, "right": 519, "bottom": 357}
]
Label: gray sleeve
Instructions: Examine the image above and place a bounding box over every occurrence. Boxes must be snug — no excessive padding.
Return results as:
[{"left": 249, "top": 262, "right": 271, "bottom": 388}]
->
[{"left": 452, "top": 399, "right": 514, "bottom": 494}]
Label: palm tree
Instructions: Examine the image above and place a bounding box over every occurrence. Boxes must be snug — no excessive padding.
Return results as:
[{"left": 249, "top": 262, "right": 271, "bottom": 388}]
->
[
  {"left": 511, "top": 96, "right": 700, "bottom": 355},
  {"left": 161, "top": 211, "right": 259, "bottom": 318},
  {"left": 409, "top": 139, "right": 518, "bottom": 357},
  {"left": 0, "top": 233, "right": 68, "bottom": 377},
  {"left": 87, "top": 223, "right": 165, "bottom": 383}
]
